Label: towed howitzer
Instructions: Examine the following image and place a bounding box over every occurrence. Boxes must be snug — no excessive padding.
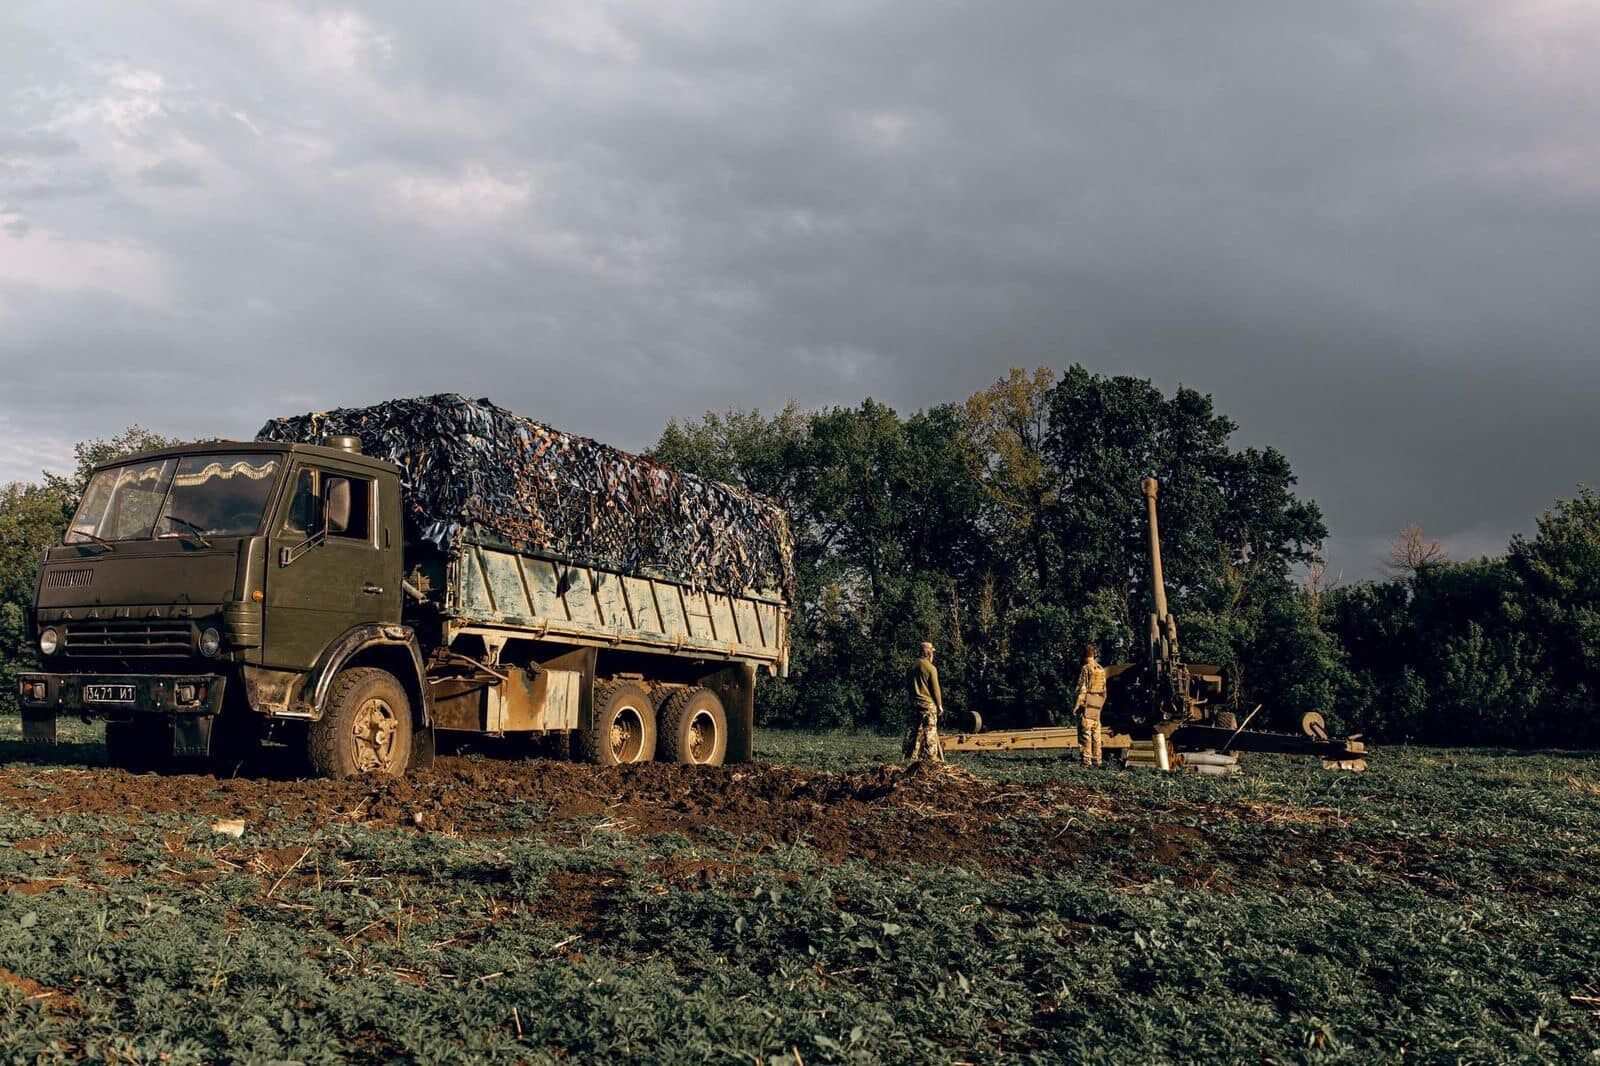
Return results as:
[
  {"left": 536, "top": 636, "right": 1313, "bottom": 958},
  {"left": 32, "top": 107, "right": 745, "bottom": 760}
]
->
[
  {"left": 1122, "top": 477, "right": 1366, "bottom": 768},
  {"left": 941, "top": 476, "right": 1369, "bottom": 770},
  {"left": 1140, "top": 476, "right": 1198, "bottom": 728}
]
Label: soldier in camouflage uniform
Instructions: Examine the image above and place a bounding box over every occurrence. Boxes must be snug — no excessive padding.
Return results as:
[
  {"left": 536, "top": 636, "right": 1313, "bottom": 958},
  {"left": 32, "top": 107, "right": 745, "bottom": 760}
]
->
[
  {"left": 1073, "top": 643, "right": 1108, "bottom": 767},
  {"left": 903, "top": 642, "right": 946, "bottom": 764}
]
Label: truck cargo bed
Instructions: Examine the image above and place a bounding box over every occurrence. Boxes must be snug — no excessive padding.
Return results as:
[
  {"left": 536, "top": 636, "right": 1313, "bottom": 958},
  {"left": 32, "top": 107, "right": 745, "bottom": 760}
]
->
[{"left": 446, "top": 542, "right": 789, "bottom": 674}]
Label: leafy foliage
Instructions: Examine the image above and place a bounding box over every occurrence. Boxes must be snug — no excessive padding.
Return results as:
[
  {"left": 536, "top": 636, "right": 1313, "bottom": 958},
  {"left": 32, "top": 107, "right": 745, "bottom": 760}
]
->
[{"left": 1328, "top": 489, "right": 1600, "bottom": 746}]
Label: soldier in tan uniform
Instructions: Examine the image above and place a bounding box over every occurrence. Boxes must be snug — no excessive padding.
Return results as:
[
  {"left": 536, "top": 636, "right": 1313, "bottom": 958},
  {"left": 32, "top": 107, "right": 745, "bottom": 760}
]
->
[
  {"left": 1073, "top": 643, "right": 1108, "bottom": 767},
  {"left": 903, "top": 642, "right": 946, "bottom": 764}
]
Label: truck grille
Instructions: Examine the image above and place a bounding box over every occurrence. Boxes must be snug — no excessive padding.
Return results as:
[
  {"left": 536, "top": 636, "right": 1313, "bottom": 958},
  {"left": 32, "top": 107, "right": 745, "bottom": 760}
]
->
[
  {"left": 63, "top": 621, "right": 194, "bottom": 658},
  {"left": 45, "top": 568, "right": 95, "bottom": 589}
]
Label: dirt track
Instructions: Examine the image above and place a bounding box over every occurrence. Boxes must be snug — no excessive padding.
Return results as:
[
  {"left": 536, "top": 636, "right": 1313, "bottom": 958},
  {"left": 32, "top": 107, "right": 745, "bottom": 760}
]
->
[
  {"left": 0, "top": 751, "right": 1381, "bottom": 888},
  {"left": 0, "top": 756, "right": 1086, "bottom": 869}
]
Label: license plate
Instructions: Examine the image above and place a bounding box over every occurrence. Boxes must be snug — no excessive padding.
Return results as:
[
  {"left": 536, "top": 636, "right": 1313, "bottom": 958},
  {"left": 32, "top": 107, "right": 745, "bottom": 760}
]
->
[{"left": 84, "top": 684, "right": 136, "bottom": 703}]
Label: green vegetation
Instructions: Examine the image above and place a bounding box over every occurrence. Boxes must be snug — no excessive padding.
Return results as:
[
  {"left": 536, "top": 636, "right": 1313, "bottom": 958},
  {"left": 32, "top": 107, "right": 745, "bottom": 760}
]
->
[
  {"left": 1, "top": 724, "right": 1597, "bottom": 1062},
  {"left": 1326, "top": 490, "right": 1600, "bottom": 746}
]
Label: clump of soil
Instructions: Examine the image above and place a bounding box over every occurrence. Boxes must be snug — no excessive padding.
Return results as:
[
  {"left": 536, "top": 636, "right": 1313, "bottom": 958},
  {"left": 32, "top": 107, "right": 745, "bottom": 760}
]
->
[
  {"left": 0, "top": 752, "right": 1410, "bottom": 885},
  {"left": 0, "top": 967, "right": 80, "bottom": 1014},
  {"left": 0, "top": 755, "right": 1112, "bottom": 870}
]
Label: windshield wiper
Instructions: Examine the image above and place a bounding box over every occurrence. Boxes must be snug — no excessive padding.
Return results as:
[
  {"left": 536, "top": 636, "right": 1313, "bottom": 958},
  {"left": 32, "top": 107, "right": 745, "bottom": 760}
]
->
[
  {"left": 161, "top": 514, "right": 213, "bottom": 548},
  {"left": 66, "top": 530, "right": 116, "bottom": 553}
]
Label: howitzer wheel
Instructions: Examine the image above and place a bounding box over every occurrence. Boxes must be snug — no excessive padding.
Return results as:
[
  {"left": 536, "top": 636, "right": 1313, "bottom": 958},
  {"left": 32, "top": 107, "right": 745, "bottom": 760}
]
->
[{"left": 1300, "top": 711, "right": 1328, "bottom": 741}]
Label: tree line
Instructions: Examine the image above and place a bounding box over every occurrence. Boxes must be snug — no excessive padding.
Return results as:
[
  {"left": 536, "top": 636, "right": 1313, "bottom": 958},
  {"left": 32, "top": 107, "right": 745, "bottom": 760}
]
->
[{"left": 2, "top": 368, "right": 1596, "bottom": 746}]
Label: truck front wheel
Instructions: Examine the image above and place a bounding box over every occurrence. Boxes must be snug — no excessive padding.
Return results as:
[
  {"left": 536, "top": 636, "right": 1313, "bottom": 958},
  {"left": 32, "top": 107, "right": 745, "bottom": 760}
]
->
[
  {"left": 308, "top": 668, "right": 414, "bottom": 778},
  {"left": 657, "top": 687, "right": 728, "bottom": 766},
  {"left": 579, "top": 680, "right": 656, "bottom": 766}
]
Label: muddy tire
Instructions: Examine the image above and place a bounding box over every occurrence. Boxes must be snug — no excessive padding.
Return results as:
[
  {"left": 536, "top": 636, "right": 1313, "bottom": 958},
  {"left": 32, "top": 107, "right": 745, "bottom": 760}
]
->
[
  {"left": 105, "top": 720, "right": 169, "bottom": 773},
  {"left": 307, "top": 668, "right": 414, "bottom": 778},
  {"left": 657, "top": 687, "right": 729, "bottom": 766},
  {"left": 579, "top": 680, "right": 656, "bottom": 766}
]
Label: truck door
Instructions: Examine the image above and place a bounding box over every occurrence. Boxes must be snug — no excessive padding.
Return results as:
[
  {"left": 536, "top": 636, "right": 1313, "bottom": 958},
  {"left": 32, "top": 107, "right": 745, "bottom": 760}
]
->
[{"left": 263, "top": 463, "right": 391, "bottom": 671}]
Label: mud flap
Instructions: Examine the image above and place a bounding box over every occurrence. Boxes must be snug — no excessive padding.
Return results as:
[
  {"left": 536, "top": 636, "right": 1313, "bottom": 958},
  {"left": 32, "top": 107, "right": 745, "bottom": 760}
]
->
[
  {"left": 410, "top": 724, "right": 436, "bottom": 770},
  {"left": 172, "top": 715, "right": 215, "bottom": 758},
  {"left": 699, "top": 662, "right": 756, "bottom": 763},
  {"left": 20, "top": 708, "right": 57, "bottom": 744}
]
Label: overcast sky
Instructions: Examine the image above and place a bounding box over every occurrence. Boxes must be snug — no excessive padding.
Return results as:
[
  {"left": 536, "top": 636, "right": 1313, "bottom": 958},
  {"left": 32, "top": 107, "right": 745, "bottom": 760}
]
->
[{"left": 2, "top": 1, "right": 1596, "bottom": 577}]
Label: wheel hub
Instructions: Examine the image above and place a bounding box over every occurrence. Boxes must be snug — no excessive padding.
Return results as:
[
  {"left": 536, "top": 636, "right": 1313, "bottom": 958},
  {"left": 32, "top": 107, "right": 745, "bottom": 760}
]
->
[
  {"left": 687, "top": 709, "right": 716, "bottom": 763},
  {"left": 352, "top": 697, "right": 399, "bottom": 773},
  {"left": 610, "top": 706, "right": 644, "bottom": 762}
]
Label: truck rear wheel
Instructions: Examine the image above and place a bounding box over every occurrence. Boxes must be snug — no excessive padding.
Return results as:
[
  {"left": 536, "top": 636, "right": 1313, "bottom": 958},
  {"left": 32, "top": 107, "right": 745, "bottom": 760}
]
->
[
  {"left": 657, "top": 687, "right": 728, "bottom": 766},
  {"left": 579, "top": 680, "right": 656, "bottom": 766},
  {"left": 308, "top": 668, "right": 414, "bottom": 778}
]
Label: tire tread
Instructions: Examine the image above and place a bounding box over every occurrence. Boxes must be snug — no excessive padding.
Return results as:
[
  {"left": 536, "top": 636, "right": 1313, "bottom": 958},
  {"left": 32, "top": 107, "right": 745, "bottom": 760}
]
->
[
  {"left": 658, "top": 686, "right": 728, "bottom": 765},
  {"left": 308, "top": 667, "right": 412, "bottom": 778},
  {"left": 578, "top": 680, "right": 655, "bottom": 765}
]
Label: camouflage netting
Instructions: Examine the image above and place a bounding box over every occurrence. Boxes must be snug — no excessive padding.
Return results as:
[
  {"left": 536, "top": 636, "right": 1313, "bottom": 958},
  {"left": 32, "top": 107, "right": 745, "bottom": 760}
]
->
[{"left": 257, "top": 394, "right": 794, "bottom": 597}]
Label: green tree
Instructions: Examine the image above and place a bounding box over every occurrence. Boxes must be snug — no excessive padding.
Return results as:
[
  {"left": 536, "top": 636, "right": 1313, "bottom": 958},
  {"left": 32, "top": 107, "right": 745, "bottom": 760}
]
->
[
  {"left": 1035, "top": 367, "right": 1327, "bottom": 722},
  {"left": 1325, "top": 557, "right": 1542, "bottom": 745},
  {"left": 961, "top": 366, "right": 1058, "bottom": 592},
  {"left": 1506, "top": 487, "right": 1600, "bottom": 745}
]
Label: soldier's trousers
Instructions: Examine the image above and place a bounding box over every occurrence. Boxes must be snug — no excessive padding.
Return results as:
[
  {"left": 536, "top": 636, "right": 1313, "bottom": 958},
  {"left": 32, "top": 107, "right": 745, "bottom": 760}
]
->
[
  {"left": 904, "top": 701, "right": 944, "bottom": 763},
  {"left": 1079, "top": 694, "right": 1105, "bottom": 766}
]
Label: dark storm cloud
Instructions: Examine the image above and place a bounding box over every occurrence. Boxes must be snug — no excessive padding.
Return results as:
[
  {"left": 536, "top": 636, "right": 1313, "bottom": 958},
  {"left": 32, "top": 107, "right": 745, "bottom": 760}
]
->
[{"left": 1, "top": 0, "right": 1596, "bottom": 576}]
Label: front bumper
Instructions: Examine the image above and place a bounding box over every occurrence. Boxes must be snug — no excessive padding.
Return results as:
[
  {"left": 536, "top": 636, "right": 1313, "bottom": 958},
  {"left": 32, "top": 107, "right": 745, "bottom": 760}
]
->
[{"left": 18, "top": 672, "right": 227, "bottom": 747}]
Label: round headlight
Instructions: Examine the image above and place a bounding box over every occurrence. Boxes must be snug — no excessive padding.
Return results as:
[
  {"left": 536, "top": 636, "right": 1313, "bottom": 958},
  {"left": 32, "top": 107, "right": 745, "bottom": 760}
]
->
[
  {"left": 199, "top": 627, "right": 222, "bottom": 658},
  {"left": 38, "top": 628, "right": 59, "bottom": 656}
]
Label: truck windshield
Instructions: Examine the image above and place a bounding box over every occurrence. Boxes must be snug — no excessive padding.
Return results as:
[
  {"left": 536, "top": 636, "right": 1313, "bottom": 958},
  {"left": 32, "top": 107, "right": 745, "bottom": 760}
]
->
[
  {"left": 68, "top": 458, "right": 177, "bottom": 543},
  {"left": 67, "top": 453, "right": 282, "bottom": 544}
]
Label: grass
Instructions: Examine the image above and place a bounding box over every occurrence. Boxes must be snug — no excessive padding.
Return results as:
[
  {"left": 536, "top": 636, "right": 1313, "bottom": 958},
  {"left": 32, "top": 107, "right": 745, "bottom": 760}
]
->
[{"left": 0, "top": 717, "right": 1597, "bottom": 1062}]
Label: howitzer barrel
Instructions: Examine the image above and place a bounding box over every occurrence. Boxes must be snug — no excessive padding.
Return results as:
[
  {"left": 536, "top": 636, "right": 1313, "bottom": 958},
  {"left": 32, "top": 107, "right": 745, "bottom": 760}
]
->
[{"left": 1141, "top": 477, "right": 1168, "bottom": 624}]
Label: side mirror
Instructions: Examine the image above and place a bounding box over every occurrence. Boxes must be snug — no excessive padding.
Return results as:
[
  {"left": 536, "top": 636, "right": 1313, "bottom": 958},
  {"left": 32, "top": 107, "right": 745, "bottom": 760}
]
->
[{"left": 324, "top": 478, "right": 351, "bottom": 534}]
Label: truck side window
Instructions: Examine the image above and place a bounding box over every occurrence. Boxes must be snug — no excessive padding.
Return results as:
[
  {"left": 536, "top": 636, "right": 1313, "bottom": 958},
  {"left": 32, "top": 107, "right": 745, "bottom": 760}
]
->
[
  {"left": 284, "top": 469, "right": 317, "bottom": 534},
  {"left": 330, "top": 476, "right": 374, "bottom": 543}
]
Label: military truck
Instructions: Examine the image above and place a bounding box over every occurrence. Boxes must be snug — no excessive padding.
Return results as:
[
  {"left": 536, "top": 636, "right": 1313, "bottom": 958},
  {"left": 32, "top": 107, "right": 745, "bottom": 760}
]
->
[{"left": 18, "top": 397, "right": 792, "bottom": 777}]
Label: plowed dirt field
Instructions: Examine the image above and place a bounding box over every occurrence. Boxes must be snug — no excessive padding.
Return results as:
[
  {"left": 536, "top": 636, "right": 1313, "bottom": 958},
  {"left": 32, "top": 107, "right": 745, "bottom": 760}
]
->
[{"left": 2, "top": 724, "right": 1597, "bottom": 1062}]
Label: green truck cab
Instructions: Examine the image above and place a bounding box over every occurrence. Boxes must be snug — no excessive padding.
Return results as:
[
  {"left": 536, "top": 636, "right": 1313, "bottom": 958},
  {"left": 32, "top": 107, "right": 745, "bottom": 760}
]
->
[{"left": 19, "top": 436, "right": 790, "bottom": 777}]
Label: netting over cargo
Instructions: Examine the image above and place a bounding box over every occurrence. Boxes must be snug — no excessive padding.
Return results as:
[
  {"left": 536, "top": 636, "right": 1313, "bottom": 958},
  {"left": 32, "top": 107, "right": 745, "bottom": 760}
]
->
[{"left": 257, "top": 395, "right": 794, "bottom": 597}]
